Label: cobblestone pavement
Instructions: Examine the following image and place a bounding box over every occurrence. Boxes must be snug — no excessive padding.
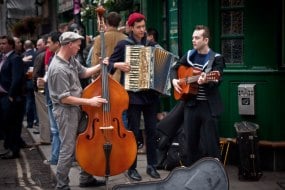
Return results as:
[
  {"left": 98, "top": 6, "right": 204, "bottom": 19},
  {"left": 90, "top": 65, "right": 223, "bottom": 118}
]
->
[
  {"left": 1, "top": 125, "right": 285, "bottom": 190},
  {"left": 0, "top": 128, "right": 56, "bottom": 190}
]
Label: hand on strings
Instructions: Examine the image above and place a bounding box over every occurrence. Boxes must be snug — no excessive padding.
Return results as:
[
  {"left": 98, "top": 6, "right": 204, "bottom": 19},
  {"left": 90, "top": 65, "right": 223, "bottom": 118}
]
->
[
  {"left": 88, "top": 96, "right": 108, "bottom": 107},
  {"left": 198, "top": 72, "right": 207, "bottom": 84},
  {"left": 172, "top": 79, "right": 182, "bottom": 94},
  {"left": 99, "top": 57, "right": 109, "bottom": 65},
  {"left": 91, "top": 57, "right": 109, "bottom": 76}
]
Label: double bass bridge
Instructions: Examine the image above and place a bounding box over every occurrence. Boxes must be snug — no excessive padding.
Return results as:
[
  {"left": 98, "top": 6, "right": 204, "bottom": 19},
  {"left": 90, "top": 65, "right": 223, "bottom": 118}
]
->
[{"left": 100, "top": 126, "right": 114, "bottom": 130}]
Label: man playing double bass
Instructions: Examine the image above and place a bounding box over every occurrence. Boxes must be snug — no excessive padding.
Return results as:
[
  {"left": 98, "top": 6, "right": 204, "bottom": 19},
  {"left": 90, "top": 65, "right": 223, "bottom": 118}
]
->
[
  {"left": 47, "top": 31, "right": 108, "bottom": 189},
  {"left": 171, "top": 25, "right": 225, "bottom": 167}
]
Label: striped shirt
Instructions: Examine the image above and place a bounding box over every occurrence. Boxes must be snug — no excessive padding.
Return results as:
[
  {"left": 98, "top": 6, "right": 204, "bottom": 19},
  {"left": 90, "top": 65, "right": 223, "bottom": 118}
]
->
[{"left": 191, "top": 53, "right": 209, "bottom": 100}]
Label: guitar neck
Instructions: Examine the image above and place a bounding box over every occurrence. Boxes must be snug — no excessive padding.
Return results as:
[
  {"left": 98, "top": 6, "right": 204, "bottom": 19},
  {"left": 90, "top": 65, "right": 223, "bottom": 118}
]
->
[{"left": 186, "top": 75, "right": 200, "bottom": 84}]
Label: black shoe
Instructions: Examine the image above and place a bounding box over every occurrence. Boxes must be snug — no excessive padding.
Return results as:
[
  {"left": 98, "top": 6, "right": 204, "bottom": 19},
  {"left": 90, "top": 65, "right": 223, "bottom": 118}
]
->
[
  {"left": 79, "top": 178, "right": 106, "bottom": 187},
  {"left": 127, "top": 169, "right": 142, "bottom": 181},
  {"left": 0, "top": 150, "right": 20, "bottom": 159},
  {"left": 32, "top": 130, "right": 40, "bottom": 134},
  {"left": 146, "top": 165, "right": 160, "bottom": 179}
]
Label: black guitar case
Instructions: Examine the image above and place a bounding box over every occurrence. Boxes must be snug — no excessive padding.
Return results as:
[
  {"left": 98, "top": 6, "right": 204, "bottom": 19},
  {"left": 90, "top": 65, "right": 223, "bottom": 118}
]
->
[
  {"left": 112, "top": 157, "right": 229, "bottom": 190},
  {"left": 156, "top": 101, "right": 185, "bottom": 149}
]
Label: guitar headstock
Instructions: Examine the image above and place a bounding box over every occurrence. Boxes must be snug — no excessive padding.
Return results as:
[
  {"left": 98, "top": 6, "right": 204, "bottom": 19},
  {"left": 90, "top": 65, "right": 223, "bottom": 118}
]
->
[{"left": 206, "top": 71, "right": 220, "bottom": 82}]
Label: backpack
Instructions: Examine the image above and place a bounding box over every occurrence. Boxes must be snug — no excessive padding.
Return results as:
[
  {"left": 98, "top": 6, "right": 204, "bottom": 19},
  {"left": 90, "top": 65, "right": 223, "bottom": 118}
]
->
[{"left": 156, "top": 127, "right": 185, "bottom": 171}]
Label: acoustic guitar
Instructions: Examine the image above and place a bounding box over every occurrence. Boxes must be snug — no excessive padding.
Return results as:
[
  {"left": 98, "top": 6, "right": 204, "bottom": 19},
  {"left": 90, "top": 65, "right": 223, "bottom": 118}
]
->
[{"left": 174, "top": 65, "right": 220, "bottom": 100}]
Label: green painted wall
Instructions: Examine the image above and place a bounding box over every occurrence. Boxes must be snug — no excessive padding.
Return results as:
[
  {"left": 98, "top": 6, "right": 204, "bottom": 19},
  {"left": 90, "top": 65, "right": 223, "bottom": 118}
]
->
[
  {"left": 139, "top": 0, "right": 285, "bottom": 141},
  {"left": 180, "top": 0, "right": 209, "bottom": 53},
  {"left": 220, "top": 71, "right": 285, "bottom": 141},
  {"left": 219, "top": 0, "right": 285, "bottom": 141},
  {"left": 144, "top": 0, "right": 164, "bottom": 45},
  {"left": 243, "top": 0, "right": 281, "bottom": 70}
]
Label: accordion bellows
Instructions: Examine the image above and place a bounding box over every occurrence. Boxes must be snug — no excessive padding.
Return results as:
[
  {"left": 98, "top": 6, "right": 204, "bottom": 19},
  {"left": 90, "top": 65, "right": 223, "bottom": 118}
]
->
[{"left": 124, "top": 45, "right": 177, "bottom": 96}]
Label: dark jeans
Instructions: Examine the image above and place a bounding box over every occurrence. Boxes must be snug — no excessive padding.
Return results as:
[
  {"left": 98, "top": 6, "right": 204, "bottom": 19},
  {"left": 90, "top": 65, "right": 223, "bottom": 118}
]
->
[
  {"left": 183, "top": 100, "right": 220, "bottom": 166},
  {"left": 127, "top": 104, "right": 158, "bottom": 169},
  {"left": 26, "top": 80, "right": 38, "bottom": 127},
  {"left": 0, "top": 94, "right": 26, "bottom": 155}
]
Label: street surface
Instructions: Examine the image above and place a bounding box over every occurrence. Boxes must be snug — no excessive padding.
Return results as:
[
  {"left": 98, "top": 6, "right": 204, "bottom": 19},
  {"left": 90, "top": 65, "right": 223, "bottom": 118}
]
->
[
  {"left": 0, "top": 127, "right": 285, "bottom": 190},
  {"left": 0, "top": 128, "right": 55, "bottom": 190}
]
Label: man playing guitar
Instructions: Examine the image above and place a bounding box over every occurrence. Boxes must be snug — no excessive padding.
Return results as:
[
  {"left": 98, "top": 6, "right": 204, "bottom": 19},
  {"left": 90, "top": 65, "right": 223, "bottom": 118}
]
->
[{"left": 170, "top": 25, "right": 225, "bottom": 166}]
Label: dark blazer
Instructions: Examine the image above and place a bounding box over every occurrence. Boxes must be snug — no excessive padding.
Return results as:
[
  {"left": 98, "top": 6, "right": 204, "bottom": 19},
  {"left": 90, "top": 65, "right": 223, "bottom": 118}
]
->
[
  {"left": 32, "top": 49, "right": 46, "bottom": 92},
  {"left": 0, "top": 51, "right": 25, "bottom": 98}
]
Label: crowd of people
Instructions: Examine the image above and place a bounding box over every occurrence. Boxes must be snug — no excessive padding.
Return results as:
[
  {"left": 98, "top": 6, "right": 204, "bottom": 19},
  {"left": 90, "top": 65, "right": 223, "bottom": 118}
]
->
[{"left": 0, "top": 10, "right": 225, "bottom": 190}]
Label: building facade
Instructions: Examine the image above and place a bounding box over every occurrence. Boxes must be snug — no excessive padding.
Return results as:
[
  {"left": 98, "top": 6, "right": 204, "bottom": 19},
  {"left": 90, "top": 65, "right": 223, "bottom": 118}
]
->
[
  {"left": 143, "top": 0, "right": 285, "bottom": 142},
  {"left": 1, "top": 0, "right": 284, "bottom": 170}
]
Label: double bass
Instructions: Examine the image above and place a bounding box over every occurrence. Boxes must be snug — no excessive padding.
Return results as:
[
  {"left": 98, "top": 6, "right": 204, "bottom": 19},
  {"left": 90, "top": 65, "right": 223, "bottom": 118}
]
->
[{"left": 75, "top": 4, "right": 137, "bottom": 180}]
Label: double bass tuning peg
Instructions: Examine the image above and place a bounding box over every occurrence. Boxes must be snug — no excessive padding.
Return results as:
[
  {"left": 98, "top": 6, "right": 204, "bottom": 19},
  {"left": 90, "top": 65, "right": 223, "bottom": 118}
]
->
[{"left": 96, "top": 5, "right": 106, "bottom": 31}]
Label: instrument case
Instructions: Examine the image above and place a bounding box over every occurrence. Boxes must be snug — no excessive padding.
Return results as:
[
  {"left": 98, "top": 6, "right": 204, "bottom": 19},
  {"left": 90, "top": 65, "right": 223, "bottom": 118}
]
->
[{"left": 112, "top": 157, "right": 229, "bottom": 190}]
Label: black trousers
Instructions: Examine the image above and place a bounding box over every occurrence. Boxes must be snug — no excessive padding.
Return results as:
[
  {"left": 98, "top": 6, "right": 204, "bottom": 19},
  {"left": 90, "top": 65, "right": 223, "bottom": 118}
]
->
[
  {"left": 127, "top": 104, "right": 158, "bottom": 169},
  {"left": 183, "top": 100, "right": 220, "bottom": 166},
  {"left": 0, "top": 94, "right": 26, "bottom": 155}
]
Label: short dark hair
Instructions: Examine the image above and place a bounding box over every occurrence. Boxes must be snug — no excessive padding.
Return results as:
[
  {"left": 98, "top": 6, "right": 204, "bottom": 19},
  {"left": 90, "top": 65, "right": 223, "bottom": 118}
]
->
[
  {"left": 106, "top": 12, "right": 122, "bottom": 28},
  {"left": 147, "top": 28, "right": 159, "bottom": 42},
  {"left": 195, "top": 25, "right": 210, "bottom": 41},
  {"left": 41, "top": 34, "right": 49, "bottom": 44},
  {"left": 48, "top": 31, "right": 61, "bottom": 43},
  {"left": 0, "top": 35, "right": 15, "bottom": 49}
]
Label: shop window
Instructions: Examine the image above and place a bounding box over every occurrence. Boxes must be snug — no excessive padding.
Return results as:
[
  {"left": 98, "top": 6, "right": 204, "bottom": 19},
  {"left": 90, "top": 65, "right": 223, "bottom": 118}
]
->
[{"left": 220, "top": 0, "right": 244, "bottom": 64}]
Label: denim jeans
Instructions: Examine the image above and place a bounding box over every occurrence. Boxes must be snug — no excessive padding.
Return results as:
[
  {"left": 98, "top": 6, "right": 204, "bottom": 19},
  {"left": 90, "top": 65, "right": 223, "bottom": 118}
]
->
[{"left": 46, "top": 85, "right": 61, "bottom": 164}]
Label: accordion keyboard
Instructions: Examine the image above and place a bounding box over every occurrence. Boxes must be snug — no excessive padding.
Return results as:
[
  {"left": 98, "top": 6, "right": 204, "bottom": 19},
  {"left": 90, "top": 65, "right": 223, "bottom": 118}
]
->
[
  {"left": 125, "top": 45, "right": 152, "bottom": 91},
  {"left": 124, "top": 45, "right": 178, "bottom": 96}
]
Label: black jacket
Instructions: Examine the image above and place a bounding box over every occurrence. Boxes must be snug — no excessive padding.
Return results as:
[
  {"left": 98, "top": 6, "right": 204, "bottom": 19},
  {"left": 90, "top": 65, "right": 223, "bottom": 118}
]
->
[
  {"left": 32, "top": 49, "right": 46, "bottom": 92},
  {"left": 0, "top": 51, "right": 25, "bottom": 98}
]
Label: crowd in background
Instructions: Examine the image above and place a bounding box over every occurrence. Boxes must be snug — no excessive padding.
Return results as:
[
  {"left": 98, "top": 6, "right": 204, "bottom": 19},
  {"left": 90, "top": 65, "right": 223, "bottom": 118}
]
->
[
  {"left": 0, "top": 11, "right": 165, "bottom": 188},
  {"left": 0, "top": 10, "right": 224, "bottom": 190}
]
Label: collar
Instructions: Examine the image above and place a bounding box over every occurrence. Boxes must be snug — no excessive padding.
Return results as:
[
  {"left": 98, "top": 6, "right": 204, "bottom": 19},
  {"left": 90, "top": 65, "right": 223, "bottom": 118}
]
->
[
  {"left": 129, "top": 32, "right": 148, "bottom": 45},
  {"left": 106, "top": 28, "right": 119, "bottom": 32},
  {"left": 4, "top": 50, "right": 14, "bottom": 58}
]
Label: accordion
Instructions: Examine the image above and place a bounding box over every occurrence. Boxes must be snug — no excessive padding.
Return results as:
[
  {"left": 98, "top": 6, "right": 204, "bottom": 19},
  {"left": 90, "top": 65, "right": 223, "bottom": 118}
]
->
[{"left": 124, "top": 45, "right": 178, "bottom": 96}]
